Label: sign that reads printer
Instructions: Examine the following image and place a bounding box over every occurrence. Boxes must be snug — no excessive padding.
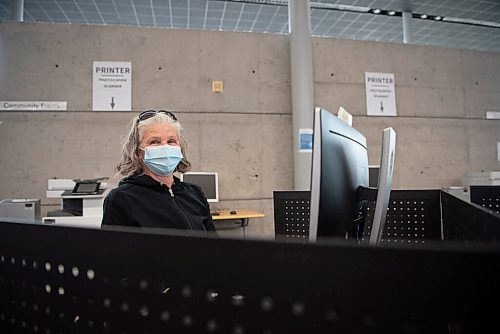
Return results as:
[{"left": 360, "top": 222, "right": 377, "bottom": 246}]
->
[
  {"left": 365, "top": 72, "right": 397, "bottom": 116},
  {"left": 93, "top": 61, "right": 132, "bottom": 111}
]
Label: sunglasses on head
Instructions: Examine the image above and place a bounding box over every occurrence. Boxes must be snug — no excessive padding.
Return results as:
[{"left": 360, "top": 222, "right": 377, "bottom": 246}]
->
[{"left": 138, "top": 110, "right": 177, "bottom": 122}]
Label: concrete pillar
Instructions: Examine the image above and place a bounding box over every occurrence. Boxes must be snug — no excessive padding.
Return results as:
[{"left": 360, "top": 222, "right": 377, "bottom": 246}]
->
[
  {"left": 11, "top": 0, "right": 24, "bottom": 22},
  {"left": 402, "top": 11, "right": 412, "bottom": 44},
  {"left": 288, "top": 0, "right": 314, "bottom": 190}
]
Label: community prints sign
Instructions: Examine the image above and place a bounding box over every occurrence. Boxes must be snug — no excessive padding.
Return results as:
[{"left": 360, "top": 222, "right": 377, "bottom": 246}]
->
[
  {"left": 365, "top": 72, "right": 397, "bottom": 116},
  {"left": 92, "top": 61, "right": 132, "bottom": 111},
  {"left": 0, "top": 101, "right": 67, "bottom": 111}
]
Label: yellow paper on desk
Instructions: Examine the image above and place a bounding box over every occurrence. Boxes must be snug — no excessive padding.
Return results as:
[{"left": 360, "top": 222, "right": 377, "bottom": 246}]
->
[{"left": 337, "top": 106, "right": 353, "bottom": 126}]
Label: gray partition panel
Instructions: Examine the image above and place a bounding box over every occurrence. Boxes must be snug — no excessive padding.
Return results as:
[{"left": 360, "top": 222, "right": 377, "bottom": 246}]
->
[{"left": 1, "top": 221, "right": 500, "bottom": 333}]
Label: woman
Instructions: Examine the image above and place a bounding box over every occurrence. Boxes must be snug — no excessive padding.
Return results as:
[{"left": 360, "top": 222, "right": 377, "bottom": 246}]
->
[{"left": 102, "top": 110, "right": 216, "bottom": 232}]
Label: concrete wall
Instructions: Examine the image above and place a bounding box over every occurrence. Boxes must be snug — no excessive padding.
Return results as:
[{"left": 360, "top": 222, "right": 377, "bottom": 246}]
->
[
  {"left": 313, "top": 38, "right": 500, "bottom": 187},
  {"left": 1, "top": 22, "right": 499, "bottom": 238}
]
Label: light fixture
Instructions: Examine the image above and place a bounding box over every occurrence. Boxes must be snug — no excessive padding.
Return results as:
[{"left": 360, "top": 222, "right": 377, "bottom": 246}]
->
[
  {"left": 311, "top": 2, "right": 370, "bottom": 13},
  {"left": 224, "top": 0, "right": 500, "bottom": 29},
  {"left": 443, "top": 16, "right": 500, "bottom": 28}
]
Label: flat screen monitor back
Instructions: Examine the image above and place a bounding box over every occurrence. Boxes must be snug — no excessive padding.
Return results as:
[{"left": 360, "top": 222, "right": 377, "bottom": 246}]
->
[
  {"left": 180, "top": 172, "right": 219, "bottom": 203},
  {"left": 309, "top": 107, "right": 369, "bottom": 242}
]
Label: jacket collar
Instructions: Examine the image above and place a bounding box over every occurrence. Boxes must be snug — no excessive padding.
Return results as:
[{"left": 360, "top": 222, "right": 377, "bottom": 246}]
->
[{"left": 120, "top": 174, "right": 183, "bottom": 191}]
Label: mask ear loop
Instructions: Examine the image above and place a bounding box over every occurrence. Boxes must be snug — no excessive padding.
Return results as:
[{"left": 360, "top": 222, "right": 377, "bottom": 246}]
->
[{"left": 137, "top": 149, "right": 147, "bottom": 176}]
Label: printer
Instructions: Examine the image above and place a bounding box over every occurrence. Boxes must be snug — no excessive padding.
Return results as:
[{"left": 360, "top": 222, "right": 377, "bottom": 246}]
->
[
  {"left": 0, "top": 198, "right": 41, "bottom": 222},
  {"left": 43, "top": 178, "right": 108, "bottom": 229}
]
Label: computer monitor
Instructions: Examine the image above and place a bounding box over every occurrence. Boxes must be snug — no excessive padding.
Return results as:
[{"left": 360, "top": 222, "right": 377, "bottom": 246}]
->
[
  {"left": 309, "top": 107, "right": 369, "bottom": 242},
  {"left": 369, "top": 127, "right": 396, "bottom": 246},
  {"left": 180, "top": 172, "right": 219, "bottom": 203}
]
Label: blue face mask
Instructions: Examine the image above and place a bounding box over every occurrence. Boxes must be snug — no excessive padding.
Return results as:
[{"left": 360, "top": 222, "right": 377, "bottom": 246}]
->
[{"left": 142, "top": 144, "right": 183, "bottom": 176}]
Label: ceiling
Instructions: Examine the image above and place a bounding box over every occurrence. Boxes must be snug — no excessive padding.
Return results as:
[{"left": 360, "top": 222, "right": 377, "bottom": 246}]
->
[{"left": 1, "top": 0, "right": 499, "bottom": 53}]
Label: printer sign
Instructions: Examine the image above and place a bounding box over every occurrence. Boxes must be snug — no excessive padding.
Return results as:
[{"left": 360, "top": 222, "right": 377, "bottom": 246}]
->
[
  {"left": 365, "top": 72, "right": 397, "bottom": 116},
  {"left": 92, "top": 61, "right": 132, "bottom": 111}
]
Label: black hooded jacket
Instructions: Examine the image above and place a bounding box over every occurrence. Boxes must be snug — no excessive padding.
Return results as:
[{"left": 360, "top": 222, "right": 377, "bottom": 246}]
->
[{"left": 102, "top": 174, "right": 216, "bottom": 231}]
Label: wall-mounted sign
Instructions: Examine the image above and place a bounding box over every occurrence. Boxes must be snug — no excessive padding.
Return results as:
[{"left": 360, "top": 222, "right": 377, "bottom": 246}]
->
[
  {"left": 486, "top": 111, "right": 500, "bottom": 119},
  {"left": 0, "top": 101, "right": 67, "bottom": 111},
  {"left": 299, "top": 128, "right": 313, "bottom": 153},
  {"left": 92, "top": 61, "right": 132, "bottom": 111},
  {"left": 365, "top": 72, "right": 397, "bottom": 116}
]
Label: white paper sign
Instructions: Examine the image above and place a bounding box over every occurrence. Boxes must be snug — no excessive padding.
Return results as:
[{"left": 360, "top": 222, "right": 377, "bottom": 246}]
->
[
  {"left": 486, "top": 111, "right": 500, "bottom": 119},
  {"left": 0, "top": 101, "right": 67, "bottom": 111},
  {"left": 365, "top": 72, "right": 397, "bottom": 116},
  {"left": 337, "top": 106, "right": 353, "bottom": 126},
  {"left": 93, "top": 61, "right": 132, "bottom": 111},
  {"left": 299, "top": 128, "right": 313, "bottom": 153}
]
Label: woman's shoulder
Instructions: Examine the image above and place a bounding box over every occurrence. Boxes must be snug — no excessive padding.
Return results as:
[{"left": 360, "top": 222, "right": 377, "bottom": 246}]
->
[
  {"left": 112, "top": 174, "right": 154, "bottom": 192},
  {"left": 176, "top": 179, "right": 205, "bottom": 198},
  {"left": 177, "top": 179, "right": 203, "bottom": 193},
  {"left": 105, "top": 183, "right": 131, "bottom": 202},
  {"left": 105, "top": 177, "right": 139, "bottom": 198},
  {"left": 107, "top": 174, "right": 165, "bottom": 200}
]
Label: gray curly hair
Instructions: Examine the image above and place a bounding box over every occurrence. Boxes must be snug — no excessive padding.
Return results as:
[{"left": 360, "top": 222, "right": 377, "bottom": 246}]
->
[{"left": 116, "top": 111, "right": 191, "bottom": 177}]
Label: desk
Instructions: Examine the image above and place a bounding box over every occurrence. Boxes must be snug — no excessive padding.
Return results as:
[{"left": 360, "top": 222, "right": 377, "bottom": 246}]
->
[{"left": 211, "top": 209, "right": 265, "bottom": 237}]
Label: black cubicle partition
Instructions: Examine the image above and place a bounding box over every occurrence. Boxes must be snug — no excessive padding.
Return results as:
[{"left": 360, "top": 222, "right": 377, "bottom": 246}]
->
[
  {"left": 274, "top": 188, "right": 500, "bottom": 244},
  {"left": 1, "top": 221, "right": 500, "bottom": 334},
  {"left": 273, "top": 191, "right": 310, "bottom": 239},
  {"left": 469, "top": 185, "right": 500, "bottom": 214},
  {"left": 273, "top": 189, "right": 442, "bottom": 244},
  {"left": 358, "top": 188, "right": 442, "bottom": 244},
  {"left": 442, "top": 190, "right": 500, "bottom": 241}
]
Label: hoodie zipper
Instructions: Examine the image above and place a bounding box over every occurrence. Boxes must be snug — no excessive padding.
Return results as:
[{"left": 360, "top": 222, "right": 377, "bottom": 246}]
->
[{"left": 167, "top": 186, "right": 194, "bottom": 230}]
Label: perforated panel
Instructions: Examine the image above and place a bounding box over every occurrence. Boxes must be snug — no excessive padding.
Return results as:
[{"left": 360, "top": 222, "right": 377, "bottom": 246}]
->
[
  {"left": 0, "top": 253, "right": 281, "bottom": 334},
  {"left": 0, "top": 256, "right": 101, "bottom": 334},
  {"left": 1, "top": 222, "right": 500, "bottom": 333},
  {"left": 273, "top": 191, "right": 310, "bottom": 239},
  {"left": 470, "top": 186, "right": 500, "bottom": 214},
  {"left": 273, "top": 190, "right": 442, "bottom": 244},
  {"left": 360, "top": 190, "right": 443, "bottom": 245},
  {"left": 281, "top": 199, "right": 310, "bottom": 238}
]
